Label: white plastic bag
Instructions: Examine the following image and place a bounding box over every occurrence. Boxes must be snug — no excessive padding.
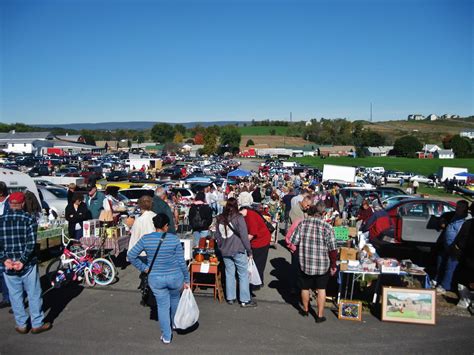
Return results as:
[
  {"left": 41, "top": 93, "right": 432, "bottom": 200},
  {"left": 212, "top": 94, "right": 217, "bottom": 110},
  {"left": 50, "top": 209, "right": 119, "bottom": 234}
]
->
[
  {"left": 248, "top": 258, "right": 262, "bottom": 286},
  {"left": 174, "top": 288, "right": 199, "bottom": 329}
]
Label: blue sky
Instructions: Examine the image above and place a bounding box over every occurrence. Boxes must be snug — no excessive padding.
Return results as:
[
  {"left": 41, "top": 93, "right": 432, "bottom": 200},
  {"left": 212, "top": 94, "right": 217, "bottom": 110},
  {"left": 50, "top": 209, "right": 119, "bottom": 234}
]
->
[{"left": 1, "top": 0, "right": 472, "bottom": 124}]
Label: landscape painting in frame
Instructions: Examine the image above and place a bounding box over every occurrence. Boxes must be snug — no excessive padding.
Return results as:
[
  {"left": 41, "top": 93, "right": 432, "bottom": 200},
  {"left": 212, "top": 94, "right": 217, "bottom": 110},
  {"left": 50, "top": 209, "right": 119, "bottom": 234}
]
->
[{"left": 382, "top": 287, "right": 436, "bottom": 325}]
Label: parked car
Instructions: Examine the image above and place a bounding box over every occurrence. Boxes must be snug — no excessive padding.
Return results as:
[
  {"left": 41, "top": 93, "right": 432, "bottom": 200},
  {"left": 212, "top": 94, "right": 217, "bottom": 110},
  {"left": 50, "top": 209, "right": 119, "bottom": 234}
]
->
[
  {"left": 106, "top": 170, "right": 128, "bottom": 182},
  {"left": 118, "top": 188, "right": 154, "bottom": 203},
  {"left": 128, "top": 171, "right": 147, "bottom": 182},
  {"left": 385, "top": 199, "right": 456, "bottom": 245},
  {"left": 170, "top": 187, "right": 195, "bottom": 201},
  {"left": 158, "top": 167, "right": 182, "bottom": 180},
  {"left": 28, "top": 165, "right": 50, "bottom": 177},
  {"left": 55, "top": 167, "right": 79, "bottom": 177},
  {"left": 409, "top": 175, "right": 434, "bottom": 185},
  {"left": 385, "top": 172, "right": 404, "bottom": 183},
  {"left": 381, "top": 195, "right": 417, "bottom": 209},
  {"left": 375, "top": 187, "right": 406, "bottom": 199},
  {"left": 37, "top": 185, "right": 68, "bottom": 217}
]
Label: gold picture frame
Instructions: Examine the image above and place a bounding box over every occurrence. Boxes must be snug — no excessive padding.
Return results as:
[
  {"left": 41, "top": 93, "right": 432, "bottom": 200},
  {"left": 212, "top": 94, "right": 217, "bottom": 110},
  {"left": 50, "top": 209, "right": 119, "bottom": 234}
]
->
[{"left": 338, "top": 300, "right": 362, "bottom": 321}]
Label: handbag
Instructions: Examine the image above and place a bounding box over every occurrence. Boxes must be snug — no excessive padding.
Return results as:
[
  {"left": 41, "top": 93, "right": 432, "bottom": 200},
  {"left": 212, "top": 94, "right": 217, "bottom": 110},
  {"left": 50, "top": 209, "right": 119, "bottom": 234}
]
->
[
  {"left": 252, "top": 208, "right": 276, "bottom": 234},
  {"left": 138, "top": 233, "right": 167, "bottom": 307},
  {"left": 99, "top": 199, "right": 114, "bottom": 222}
]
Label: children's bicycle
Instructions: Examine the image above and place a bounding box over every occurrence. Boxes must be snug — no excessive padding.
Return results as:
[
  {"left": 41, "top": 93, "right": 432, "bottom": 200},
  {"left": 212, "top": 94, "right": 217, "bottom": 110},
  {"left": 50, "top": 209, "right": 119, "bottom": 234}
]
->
[{"left": 45, "top": 240, "right": 116, "bottom": 288}]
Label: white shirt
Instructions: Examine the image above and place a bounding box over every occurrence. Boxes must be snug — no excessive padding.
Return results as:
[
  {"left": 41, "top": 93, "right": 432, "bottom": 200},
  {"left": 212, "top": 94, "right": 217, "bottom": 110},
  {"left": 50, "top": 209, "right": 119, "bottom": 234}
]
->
[
  {"left": 103, "top": 195, "right": 119, "bottom": 211},
  {"left": 238, "top": 191, "right": 254, "bottom": 207},
  {"left": 129, "top": 211, "right": 156, "bottom": 255},
  {"left": 0, "top": 196, "right": 8, "bottom": 216}
]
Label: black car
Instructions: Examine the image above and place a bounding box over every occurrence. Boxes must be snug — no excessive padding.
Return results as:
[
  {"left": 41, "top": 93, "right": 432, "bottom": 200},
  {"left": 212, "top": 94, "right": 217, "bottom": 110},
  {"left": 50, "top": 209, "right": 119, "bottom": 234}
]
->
[
  {"left": 28, "top": 165, "right": 50, "bottom": 177},
  {"left": 128, "top": 171, "right": 147, "bottom": 182},
  {"left": 106, "top": 170, "right": 128, "bottom": 181}
]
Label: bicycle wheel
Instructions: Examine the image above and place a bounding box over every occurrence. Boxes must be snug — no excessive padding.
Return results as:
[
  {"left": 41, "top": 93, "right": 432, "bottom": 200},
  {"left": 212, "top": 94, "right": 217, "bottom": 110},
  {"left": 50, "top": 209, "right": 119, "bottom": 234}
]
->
[
  {"left": 45, "top": 257, "right": 63, "bottom": 285},
  {"left": 90, "top": 258, "right": 116, "bottom": 286},
  {"left": 84, "top": 267, "right": 96, "bottom": 287}
]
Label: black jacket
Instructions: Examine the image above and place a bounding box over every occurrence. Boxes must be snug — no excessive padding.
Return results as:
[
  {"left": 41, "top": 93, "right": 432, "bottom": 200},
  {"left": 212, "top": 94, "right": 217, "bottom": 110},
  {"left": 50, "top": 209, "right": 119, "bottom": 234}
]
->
[
  {"left": 65, "top": 202, "right": 92, "bottom": 237},
  {"left": 188, "top": 203, "right": 213, "bottom": 232}
]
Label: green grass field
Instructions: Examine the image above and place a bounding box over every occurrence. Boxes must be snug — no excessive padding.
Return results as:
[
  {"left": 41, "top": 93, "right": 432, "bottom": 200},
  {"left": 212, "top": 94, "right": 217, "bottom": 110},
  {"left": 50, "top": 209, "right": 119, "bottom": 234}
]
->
[
  {"left": 238, "top": 125, "right": 289, "bottom": 136},
  {"left": 294, "top": 156, "right": 474, "bottom": 176}
]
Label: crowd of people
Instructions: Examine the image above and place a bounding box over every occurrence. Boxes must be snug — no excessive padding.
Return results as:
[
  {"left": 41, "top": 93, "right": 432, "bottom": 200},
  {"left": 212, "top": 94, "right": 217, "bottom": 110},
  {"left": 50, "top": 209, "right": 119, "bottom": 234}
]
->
[{"left": 1, "top": 167, "right": 473, "bottom": 342}]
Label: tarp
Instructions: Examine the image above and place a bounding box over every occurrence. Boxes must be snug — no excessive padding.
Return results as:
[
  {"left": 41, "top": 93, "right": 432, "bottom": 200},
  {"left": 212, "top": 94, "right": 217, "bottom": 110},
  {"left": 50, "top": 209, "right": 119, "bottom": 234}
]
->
[
  {"left": 227, "top": 169, "right": 251, "bottom": 177},
  {"left": 455, "top": 172, "right": 474, "bottom": 178}
]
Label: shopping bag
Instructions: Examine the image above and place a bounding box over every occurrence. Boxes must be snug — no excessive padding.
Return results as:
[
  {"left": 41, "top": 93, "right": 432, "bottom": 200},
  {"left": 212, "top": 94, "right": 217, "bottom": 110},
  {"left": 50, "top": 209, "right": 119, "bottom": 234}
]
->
[
  {"left": 174, "top": 288, "right": 199, "bottom": 329},
  {"left": 248, "top": 258, "right": 262, "bottom": 286}
]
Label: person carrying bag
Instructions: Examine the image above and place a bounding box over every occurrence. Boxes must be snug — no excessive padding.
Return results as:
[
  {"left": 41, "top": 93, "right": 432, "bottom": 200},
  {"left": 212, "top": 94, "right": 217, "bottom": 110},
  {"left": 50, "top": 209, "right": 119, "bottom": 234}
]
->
[{"left": 128, "top": 213, "right": 190, "bottom": 345}]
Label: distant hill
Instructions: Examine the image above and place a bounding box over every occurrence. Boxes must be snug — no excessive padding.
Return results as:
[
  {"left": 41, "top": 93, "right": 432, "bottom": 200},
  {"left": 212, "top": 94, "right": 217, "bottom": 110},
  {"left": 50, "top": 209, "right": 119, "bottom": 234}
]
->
[{"left": 35, "top": 120, "right": 243, "bottom": 131}]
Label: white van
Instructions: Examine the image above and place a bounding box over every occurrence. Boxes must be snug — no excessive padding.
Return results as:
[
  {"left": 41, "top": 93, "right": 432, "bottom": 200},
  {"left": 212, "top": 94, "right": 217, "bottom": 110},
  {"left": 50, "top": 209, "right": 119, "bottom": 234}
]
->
[
  {"left": 1, "top": 168, "right": 41, "bottom": 202},
  {"left": 369, "top": 167, "right": 385, "bottom": 174}
]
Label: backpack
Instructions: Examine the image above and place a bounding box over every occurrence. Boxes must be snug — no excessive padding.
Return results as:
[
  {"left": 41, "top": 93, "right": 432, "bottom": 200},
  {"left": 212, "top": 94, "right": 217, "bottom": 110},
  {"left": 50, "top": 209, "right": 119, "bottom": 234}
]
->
[{"left": 191, "top": 205, "right": 208, "bottom": 230}]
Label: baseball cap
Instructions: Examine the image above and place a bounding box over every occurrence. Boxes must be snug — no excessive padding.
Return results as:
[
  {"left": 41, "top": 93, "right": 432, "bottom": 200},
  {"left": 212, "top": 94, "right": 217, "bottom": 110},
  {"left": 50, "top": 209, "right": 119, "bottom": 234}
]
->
[{"left": 9, "top": 192, "right": 25, "bottom": 204}]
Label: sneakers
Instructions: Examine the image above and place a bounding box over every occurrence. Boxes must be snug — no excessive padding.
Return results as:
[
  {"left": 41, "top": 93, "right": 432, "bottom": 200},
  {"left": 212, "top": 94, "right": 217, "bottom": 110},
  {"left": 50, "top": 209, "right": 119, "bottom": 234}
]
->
[
  {"left": 457, "top": 299, "right": 471, "bottom": 309},
  {"left": 15, "top": 326, "right": 29, "bottom": 334},
  {"left": 240, "top": 300, "right": 257, "bottom": 308},
  {"left": 160, "top": 335, "right": 171, "bottom": 344},
  {"left": 436, "top": 286, "right": 447, "bottom": 295},
  {"left": 315, "top": 316, "right": 327, "bottom": 323},
  {"left": 31, "top": 322, "right": 52, "bottom": 334},
  {"left": 226, "top": 299, "right": 236, "bottom": 305}
]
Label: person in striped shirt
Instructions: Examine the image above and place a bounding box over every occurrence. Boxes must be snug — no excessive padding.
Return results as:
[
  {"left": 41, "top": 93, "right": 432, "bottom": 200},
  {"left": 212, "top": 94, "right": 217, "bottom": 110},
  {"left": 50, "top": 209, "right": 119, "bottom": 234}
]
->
[{"left": 128, "top": 213, "right": 190, "bottom": 344}]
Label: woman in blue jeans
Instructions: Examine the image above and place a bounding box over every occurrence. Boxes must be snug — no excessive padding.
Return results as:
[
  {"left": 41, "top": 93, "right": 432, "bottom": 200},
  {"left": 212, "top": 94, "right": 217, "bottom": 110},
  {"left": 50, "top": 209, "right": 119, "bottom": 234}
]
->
[
  {"left": 128, "top": 213, "right": 190, "bottom": 344},
  {"left": 215, "top": 198, "right": 256, "bottom": 308}
]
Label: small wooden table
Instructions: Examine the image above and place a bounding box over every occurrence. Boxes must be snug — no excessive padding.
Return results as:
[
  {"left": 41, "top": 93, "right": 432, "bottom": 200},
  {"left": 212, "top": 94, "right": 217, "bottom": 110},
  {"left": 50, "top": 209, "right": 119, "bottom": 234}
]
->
[{"left": 190, "top": 261, "right": 224, "bottom": 302}]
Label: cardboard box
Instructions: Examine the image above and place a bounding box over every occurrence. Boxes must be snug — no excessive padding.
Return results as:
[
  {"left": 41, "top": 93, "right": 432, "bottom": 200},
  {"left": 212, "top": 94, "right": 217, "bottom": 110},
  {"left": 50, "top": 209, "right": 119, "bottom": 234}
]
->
[
  {"left": 340, "top": 247, "right": 358, "bottom": 261},
  {"left": 340, "top": 261, "right": 348, "bottom": 271},
  {"left": 348, "top": 227, "right": 357, "bottom": 237}
]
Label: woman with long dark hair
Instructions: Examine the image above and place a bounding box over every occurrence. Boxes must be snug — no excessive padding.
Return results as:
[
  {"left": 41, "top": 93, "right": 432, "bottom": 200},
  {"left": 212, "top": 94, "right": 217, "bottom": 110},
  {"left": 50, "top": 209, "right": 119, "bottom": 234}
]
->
[{"left": 215, "top": 198, "right": 256, "bottom": 307}]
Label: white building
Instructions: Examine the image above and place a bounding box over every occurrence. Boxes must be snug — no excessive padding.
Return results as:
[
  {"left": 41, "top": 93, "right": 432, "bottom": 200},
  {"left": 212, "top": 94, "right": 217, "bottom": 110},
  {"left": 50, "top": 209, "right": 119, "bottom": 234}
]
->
[
  {"left": 408, "top": 114, "right": 425, "bottom": 121},
  {"left": 460, "top": 130, "right": 474, "bottom": 139},
  {"left": 0, "top": 131, "right": 55, "bottom": 154},
  {"left": 434, "top": 149, "right": 455, "bottom": 159},
  {"left": 365, "top": 146, "right": 394, "bottom": 157},
  {"left": 426, "top": 114, "right": 438, "bottom": 121},
  {"left": 422, "top": 144, "right": 441, "bottom": 153}
]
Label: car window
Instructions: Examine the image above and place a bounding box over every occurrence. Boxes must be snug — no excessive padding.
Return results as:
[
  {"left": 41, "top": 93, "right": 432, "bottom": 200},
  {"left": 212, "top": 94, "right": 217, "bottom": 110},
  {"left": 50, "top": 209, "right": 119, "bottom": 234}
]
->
[
  {"left": 47, "top": 188, "right": 68, "bottom": 198},
  {"left": 172, "top": 188, "right": 191, "bottom": 197},
  {"left": 120, "top": 190, "right": 154, "bottom": 200},
  {"left": 398, "top": 202, "right": 429, "bottom": 217}
]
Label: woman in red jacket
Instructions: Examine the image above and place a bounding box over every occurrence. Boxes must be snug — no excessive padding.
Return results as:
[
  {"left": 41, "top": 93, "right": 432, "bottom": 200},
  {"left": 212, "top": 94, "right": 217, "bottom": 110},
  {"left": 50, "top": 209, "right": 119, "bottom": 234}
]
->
[{"left": 239, "top": 207, "right": 271, "bottom": 290}]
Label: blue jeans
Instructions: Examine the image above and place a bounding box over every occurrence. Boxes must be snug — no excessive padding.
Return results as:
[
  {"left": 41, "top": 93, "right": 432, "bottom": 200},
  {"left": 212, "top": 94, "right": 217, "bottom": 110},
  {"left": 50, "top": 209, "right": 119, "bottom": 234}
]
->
[
  {"left": 149, "top": 272, "right": 184, "bottom": 342},
  {"left": 4, "top": 265, "right": 45, "bottom": 328},
  {"left": 440, "top": 256, "right": 459, "bottom": 291},
  {"left": 1, "top": 272, "right": 9, "bottom": 303},
  {"left": 223, "top": 252, "right": 251, "bottom": 303},
  {"left": 193, "top": 230, "right": 209, "bottom": 248}
]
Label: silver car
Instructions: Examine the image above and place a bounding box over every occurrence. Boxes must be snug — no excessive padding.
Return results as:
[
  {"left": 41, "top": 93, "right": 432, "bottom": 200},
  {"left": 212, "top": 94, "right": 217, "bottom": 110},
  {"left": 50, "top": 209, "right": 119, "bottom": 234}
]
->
[{"left": 38, "top": 185, "right": 68, "bottom": 217}]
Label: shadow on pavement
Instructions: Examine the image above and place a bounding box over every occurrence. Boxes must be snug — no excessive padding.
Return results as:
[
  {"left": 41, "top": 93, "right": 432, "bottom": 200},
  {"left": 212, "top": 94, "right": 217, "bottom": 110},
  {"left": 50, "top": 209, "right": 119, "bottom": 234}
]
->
[
  {"left": 40, "top": 274, "right": 84, "bottom": 325},
  {"left": 267, "top": 257, "right": 300, "bottom": 311}
]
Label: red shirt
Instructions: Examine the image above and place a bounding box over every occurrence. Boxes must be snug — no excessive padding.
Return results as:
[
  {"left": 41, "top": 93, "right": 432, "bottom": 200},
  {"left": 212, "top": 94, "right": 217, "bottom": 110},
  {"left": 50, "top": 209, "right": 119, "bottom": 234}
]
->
[{"left": 244, "top": 209, "right": 271, "bottom": 249}]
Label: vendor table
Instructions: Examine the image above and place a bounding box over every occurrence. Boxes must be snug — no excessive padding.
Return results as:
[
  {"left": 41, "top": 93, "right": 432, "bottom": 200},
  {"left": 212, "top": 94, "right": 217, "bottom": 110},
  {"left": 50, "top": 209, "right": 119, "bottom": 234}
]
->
[
  {"left": 337, "top": 269, "right": 430, "bottom": 304},
  {"left": 37, "top": 227, "right": 65, "bottom": 241},
  {"left": 80, "top": 235, "right": 130, "bottom": 257},
  {"left": 190, "top": 261, "right": 224, "bottom": 302}
]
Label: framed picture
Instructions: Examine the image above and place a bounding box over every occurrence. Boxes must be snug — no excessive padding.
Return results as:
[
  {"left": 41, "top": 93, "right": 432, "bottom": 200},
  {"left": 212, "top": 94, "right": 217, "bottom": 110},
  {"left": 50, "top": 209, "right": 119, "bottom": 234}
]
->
[
  {"left": 381, "top": 287, "right": 436, "bottom": 325},
  {"left": 338, "top": 300, "right": 362, "bottom": 321}
]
